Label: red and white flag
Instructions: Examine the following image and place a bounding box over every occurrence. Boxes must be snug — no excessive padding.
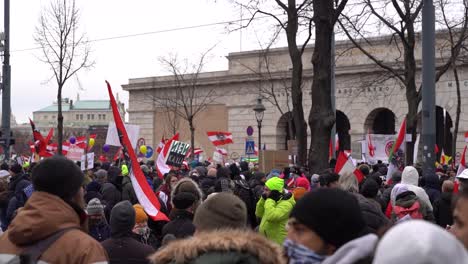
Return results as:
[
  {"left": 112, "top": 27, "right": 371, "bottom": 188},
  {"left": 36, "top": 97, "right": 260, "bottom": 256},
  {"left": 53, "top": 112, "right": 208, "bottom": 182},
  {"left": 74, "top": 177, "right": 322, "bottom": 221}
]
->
[
  {"left": 156, "top": 133, "right": 179, "bottom": 179},
  {"left": 207, "top": 131, "right": 233, "bottom": 146},
  {"left": 457, "top": 145, "right": 467, "bottom": 177},
  {"left": 107, "top": 81, "right": 168, "bottom": 222},
  {"left": 75, "top": 136, "right": 87, "bottom": 149},
  {"left": 62, "top": 141, "right": 71, "bottom": 155},
  {"left": 465, "top": 132, "right": 468, "bottom": 143},
  {"left": 216, "top": 147, "right": 228, "bottom": 156},
  {"left": 368, "top": 129, "right": 375, "bottom": 157},
  {"left": 194, "top": 148, "right": 203, "bottom": 155},
  {"left": 156, "top": 137, "right": 166, "bottom": 154},
  {"left": 335, "top": 151, "right": 364, "bottom": 183}
]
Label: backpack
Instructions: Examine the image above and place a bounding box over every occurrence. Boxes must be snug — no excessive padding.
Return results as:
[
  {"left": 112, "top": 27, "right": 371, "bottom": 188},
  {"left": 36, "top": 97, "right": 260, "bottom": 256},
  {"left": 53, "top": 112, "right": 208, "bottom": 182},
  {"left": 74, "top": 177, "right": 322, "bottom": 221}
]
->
[{"left": 6, "top": 227, "right": 77, "bottom": 264}]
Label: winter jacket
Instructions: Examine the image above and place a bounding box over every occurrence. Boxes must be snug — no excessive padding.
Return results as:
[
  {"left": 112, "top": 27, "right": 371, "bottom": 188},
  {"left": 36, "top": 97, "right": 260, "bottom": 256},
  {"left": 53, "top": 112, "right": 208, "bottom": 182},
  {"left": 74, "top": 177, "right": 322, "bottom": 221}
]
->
[
  {"left": 5, "top": 174, "right": 31, "bottom": 227},
  {"left": 158, "top": 184, "right": 173, "bottom": 213},
  {"left": 149, "top": 229, "right": 286, "bottom": 264},
  {"left": 122, "top": 176, "right": 138, "bottom": 205},
  {"left": 256, "top": 192, "right": 295, "bottom": 244},
  {"left": 391, "top": 191, "right": 435, "bottom": 223},
  {"left": 89, "top": 219, "right": 112, "bottom": 242},
  {"left": 162, "top": 210, "right": 196, "bottom": 239},
  {"left": 249, "top": 178, "right": 265, "bottom": 203},
  {"left": 215, "top": 176, "right": 234, "bottom": 193},
  {"left": 102, "top": 236, "right": 154, "bottom": 264},
  {"left": 353, "top": 193, "right": 390, "bottom": 232},
  {"left": 433, "top": 192, "right": 453, "bottom": 228},
  {"left": 102, "top": 182, "right": 122, "bottom": 209},
  {"left": 0, "top": 191, "right": 108, "bottom": 263},
  {"left": 424, "top": 176, "right": 441, "bottom": 205},
  {"left": 380, "top": 184, "right": 396, "bottom": 209},
  {"left": 233, "top": 179, "right": 257, "bottom": 227}
]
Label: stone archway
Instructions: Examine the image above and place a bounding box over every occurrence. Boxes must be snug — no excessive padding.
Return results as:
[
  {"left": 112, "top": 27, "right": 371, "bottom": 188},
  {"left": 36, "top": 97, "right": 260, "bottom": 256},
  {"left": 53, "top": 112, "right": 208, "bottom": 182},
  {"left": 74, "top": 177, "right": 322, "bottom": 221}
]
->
[
  {"left": 364, "top": 108, "right": 396, "bottom": 135},
  {"left": 276, "top": 112, "right": 295, "bottom": 150},
  {"left": 336, "top": 110, "right": 351, "bottom": 151}
]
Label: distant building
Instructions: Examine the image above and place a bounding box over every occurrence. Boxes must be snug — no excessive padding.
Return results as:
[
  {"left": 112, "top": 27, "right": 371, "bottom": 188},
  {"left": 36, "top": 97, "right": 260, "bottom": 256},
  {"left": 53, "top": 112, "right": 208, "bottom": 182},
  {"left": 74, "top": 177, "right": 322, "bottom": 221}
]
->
[{"left": 33, "top": 96, "right": 125, "bottom": 128}]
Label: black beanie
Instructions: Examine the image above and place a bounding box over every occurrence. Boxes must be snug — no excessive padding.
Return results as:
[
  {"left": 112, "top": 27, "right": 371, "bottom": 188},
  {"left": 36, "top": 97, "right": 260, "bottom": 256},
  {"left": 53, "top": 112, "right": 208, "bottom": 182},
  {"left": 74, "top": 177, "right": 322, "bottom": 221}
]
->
[
  {"left": 32, "top": 156, "right": 84, "bottom": 200},
  {"left": 10, "top": 163, "right": 22, "bottom": 174},
  {"left": 173, "top": 192, "right": 196, "bottom": 210},
  {"left": 110, "top": 200, "right": 136, "bottom": 237},
  {"left": 291, "top": 188, "right": 367, "bottom": 248}
]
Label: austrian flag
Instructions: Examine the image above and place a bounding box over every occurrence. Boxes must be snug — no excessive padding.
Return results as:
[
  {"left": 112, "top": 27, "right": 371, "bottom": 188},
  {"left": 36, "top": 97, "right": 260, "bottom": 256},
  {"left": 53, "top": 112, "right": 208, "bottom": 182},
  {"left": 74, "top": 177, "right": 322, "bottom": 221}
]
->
[{"left": 207, "top": 131, "right": 233, "bottom": 146}]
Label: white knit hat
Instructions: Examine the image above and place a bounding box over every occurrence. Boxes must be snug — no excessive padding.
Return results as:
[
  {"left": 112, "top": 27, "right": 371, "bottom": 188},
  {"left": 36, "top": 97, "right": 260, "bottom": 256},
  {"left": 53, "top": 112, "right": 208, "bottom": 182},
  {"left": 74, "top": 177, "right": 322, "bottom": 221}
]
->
[{"left": 86, "top": 198, "right": 104, "bottom": 216}]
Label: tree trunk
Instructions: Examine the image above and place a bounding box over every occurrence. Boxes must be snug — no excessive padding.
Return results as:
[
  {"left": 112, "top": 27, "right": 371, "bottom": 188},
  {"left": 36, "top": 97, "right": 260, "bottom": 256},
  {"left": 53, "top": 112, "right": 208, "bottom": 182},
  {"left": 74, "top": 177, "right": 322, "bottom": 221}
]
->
[
  {"left": 453, "top": 67, "right": 461, "bottom": 158},
  {"left": 189, "top": 117, "right": 195, "bottom": 160},
  {"left": 57, "top": 85, "right": 63, "bottom": 155},
  {"left": 308, "top": 0, "right": 335, "bottom": 172},
  {"left": 285, "top": 3, "right": 307, "bottom": 167},
  {"left": 404, "top": 23, "right": 418, "bottom": 165}
]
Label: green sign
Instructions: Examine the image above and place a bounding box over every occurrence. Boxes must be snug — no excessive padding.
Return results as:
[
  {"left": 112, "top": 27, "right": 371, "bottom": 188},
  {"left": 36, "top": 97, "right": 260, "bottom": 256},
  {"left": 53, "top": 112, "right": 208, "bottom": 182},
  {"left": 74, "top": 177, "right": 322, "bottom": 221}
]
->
[{"left": 165, "top": 140, "right": 190, "bottom": 166}]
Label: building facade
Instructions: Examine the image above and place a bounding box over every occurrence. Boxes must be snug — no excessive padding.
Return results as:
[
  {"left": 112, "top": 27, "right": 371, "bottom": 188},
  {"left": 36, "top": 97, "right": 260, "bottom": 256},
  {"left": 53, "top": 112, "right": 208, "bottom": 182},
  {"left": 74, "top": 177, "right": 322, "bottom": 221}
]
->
[
  {"left": 33, "top": 96, "right": 125, "bottom": 128},
  {"left": 123, "top": 33, "right": 468, "bottom": 162}
]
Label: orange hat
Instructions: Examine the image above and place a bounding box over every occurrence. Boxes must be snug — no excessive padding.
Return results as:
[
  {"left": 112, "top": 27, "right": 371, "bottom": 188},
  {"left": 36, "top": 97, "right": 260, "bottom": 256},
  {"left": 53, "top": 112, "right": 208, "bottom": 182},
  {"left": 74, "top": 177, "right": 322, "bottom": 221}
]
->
[
  {"left": 293, "top": 187, "right": 307, "bottom": 201},
  {"left": 133, "top": 204, "right": 148, "bottom": 223}
]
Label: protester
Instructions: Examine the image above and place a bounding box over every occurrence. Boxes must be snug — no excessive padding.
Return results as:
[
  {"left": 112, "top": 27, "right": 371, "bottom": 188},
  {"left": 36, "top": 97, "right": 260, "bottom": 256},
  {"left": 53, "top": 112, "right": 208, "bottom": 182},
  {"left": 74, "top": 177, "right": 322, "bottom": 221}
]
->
[
  {"left": 151, "top": 192, "right": 286, "bottom": 264},
  {"left": 434, "top": 180, "right": 454, "bottom": 228},
  {"left": 373, "top": 220, "right": 468, "bottom": 264},
  {"left": 102, "top": 200, "right": 154, "bottom": 264},
  {"left": 451, "top": 188, "right": 468, "bottom": 249},
  {"left": 249, "top": 171, "right": 267, "bottom": 203},
  {"left": 360, "top": 178, "right": 385, "bottom": 212},
  {"left": 84, "top": 180, "right": 103, "bottom": 204},
  {"left": 199, "top": 167, "right": 217, "bottom": 199},
  {"left": 158, "top": 173, "right": 179, "bottom": 213},
  {"left": 0, "top": 176, "right": 10, "bottom": 231},
  {"left": 285, "top": 188, "right": 375, "bottom": 264},
  {"left": 391, "top": 189, "right": 434, "bottom": 222},
  {"left": 0, "top": 156, "right": 108, "bottom": 263},
  {"left": 121, "top": 164, "right": 139, "bottom": 205},
  {"left": 256, "top": 177, "right": 295, "bottom": 244},
  {"left": 390, "top": 166, "right": 433, "bottom": 212},
  {"left": 4, "top": 163, "right": 31, "bottom": 228},
  {"left": 339, "top": 172, "right": 390, "bottom": 232},
  {"left": 162, "top": 192, "right": 197, "bottom": 239},
  {"left": 96, "top": 169, "right": 121, "bottom": 212},
  {"left": 321, "top": 171, "right": 340, "bottom": 188},
  {"left": 381, "top": 171, "right": 401, "bottom": 209},
  {"left": 214, "top": 166, "right": 234, "bottom": 193},
  {"left": 87, "top": 198, "right": 111, "bottom": 242},
  {"left": 424, "top": 174, "right": 442, "bottom": 205},
  {"left": 231, "top": 165, "right": 258, "bottom": 228}
]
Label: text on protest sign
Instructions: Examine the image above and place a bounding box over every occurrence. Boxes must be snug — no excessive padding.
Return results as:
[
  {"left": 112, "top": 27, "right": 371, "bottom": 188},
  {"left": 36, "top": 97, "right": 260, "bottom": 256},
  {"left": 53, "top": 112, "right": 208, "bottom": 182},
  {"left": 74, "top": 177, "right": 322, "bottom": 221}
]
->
[{"left": 164, "top": 140, "right": 190, "bottom": 167}]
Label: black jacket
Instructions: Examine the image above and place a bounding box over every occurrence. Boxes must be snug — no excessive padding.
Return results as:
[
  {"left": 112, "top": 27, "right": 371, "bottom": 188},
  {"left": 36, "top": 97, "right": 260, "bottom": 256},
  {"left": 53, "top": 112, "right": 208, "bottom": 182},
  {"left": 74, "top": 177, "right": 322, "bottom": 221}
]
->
[
  {"left": 121, "top": 177, "right": 138, "bottom": 205},
  {"left": 199, "top": 176, "right": 216, "bottom": 199},
  {"left": 433, "top": 192, "right": 453, "bottom": 228},
  {"left": 102, "top": 182, "right": 122, "bottom": 208},
  {"left": 101, "top": 236, "right": 154, "bottom": 264},
  {"left": 162, "top": 210, "right": 195, "bottom": 239},
  {"left": 354, "top": 193, "right": 390, "bottom": 232}
]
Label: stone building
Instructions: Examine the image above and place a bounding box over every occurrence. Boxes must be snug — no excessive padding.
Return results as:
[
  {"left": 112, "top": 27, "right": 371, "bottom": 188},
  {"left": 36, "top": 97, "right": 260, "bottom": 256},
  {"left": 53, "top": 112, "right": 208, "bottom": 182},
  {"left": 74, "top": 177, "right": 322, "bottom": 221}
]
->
[
  {"left": 33, "top": 95, "right": 125, "bottom": 128},
  {"left": 123, "top": 32, "right": 468, "bottom": 161}
]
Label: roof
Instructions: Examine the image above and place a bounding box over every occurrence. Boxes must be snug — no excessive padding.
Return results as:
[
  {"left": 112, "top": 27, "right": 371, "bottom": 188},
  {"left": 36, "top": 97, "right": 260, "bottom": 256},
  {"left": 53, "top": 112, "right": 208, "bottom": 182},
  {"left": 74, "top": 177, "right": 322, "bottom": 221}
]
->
[{"left": 35, "top": 100, "right": 110, "bottom": 112}]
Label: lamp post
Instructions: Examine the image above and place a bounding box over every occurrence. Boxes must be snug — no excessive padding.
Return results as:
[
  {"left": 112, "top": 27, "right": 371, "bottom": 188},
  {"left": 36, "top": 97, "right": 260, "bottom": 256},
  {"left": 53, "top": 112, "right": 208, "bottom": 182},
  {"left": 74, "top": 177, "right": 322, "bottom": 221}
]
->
[{"left": 253, "top": 96, "right": 266, "bottom": 156}]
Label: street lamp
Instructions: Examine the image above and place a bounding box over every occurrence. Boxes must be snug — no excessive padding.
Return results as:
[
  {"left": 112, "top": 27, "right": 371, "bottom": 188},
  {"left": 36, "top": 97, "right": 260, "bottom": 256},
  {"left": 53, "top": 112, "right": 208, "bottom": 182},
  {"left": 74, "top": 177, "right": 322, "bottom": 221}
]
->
[{"left": 253, "top": 96, "right": 266, "bottom": 156}]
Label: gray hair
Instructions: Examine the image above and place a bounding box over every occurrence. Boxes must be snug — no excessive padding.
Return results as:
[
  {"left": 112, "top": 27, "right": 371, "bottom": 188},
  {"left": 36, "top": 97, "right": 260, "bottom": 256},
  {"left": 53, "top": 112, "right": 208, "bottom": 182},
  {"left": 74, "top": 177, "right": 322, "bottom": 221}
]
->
[{"left": 339, "top": 172, "right": 359, "bottom": 193}]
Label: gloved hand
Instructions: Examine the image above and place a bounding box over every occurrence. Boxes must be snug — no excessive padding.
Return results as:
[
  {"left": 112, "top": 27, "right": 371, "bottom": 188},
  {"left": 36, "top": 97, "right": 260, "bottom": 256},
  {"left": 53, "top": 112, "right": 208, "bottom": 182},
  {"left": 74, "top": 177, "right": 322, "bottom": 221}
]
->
[
  {"left": 261, "top": 192, "right": 268, "bottom": 200},
  {"left": 268, "top": 190, "right": 282, "bottom": 202}
]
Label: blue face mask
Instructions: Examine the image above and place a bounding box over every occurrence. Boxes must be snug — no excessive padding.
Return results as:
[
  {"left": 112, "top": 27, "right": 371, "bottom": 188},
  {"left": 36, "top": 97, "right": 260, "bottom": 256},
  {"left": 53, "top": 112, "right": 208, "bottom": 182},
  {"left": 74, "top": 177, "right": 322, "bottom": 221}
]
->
[{"left": 283, "top": 239, "right": 326, "bottom": 264}]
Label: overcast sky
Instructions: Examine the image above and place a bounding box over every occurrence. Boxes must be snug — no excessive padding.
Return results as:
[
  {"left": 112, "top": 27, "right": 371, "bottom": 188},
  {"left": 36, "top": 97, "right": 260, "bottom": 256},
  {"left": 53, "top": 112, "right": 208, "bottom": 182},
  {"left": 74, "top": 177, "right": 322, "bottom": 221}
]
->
[{"left": 0, "top": 0, "right": 285, "bottom": 124}]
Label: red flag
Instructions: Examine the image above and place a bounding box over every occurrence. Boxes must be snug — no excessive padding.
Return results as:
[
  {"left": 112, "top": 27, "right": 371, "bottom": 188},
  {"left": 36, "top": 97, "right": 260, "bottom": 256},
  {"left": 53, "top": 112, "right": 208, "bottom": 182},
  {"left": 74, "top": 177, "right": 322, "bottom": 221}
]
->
[
  {"left": 207, "top": 131, "right": 233, "bottom": 146},
  {"left": 156, "top": 133, "right": 179, "bottom": 179},
  {"left": 435, "top": 144, "right": 439, "bottom": 154},
  {"left": 113, "top": 147, "right": 123, "bottom": 161},
  {"left": 216, "top": 147, "right": 228, "bottom": 156},
  {"left": 107, "top": 81, "right": 168, "bottom": 222},
  {"left": 335, "top": 151, "right": 364, "bottom": 183},
  {"left": 193, "top": 148, "right": 203, "bottom": 155},
  {"left": 75, "top": 136, "right": 87, "bottom": 149},
  {"left": 156, "top": 136, "right": 166, "bottom": 154},
  {"left": 388, "top": 118, "right": 406, "bottom": 162},
  {"left": 465, "top": 132, "right": 468, "bottom": 143},
  {"left": 368, "top": 129, "right": 375, "bottom": 157}
]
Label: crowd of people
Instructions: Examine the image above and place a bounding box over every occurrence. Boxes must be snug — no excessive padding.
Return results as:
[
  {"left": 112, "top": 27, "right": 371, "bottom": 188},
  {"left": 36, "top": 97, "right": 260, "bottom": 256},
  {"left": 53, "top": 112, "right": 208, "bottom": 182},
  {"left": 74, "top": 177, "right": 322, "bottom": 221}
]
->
[{"left": 0, "top": 155, "right": 467, "bottom": 263}]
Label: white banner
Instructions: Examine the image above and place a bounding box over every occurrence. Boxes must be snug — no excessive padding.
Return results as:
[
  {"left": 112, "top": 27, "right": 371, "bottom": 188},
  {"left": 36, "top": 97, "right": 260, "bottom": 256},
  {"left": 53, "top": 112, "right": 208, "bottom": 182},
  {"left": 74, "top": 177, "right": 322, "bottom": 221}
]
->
[
  {"left": 365, "top": 134, "right": 397, "bottom": 163},
  {"left": 105, "top": 122, "right": 140, "bottom": 148},
  {"left": 67, "top": 145, "right": 85, "bottom": 162},
  {"left": 213, "top": 151, "right": 224, "bottom": 164}
]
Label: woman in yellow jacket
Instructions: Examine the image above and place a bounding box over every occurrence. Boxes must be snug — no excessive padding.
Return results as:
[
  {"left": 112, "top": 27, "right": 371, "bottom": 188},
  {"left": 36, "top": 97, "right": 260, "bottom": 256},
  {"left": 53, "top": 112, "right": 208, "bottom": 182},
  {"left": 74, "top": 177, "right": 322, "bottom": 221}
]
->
[{"left": 256, "top": 177, "right": 296, "bottom": 244}]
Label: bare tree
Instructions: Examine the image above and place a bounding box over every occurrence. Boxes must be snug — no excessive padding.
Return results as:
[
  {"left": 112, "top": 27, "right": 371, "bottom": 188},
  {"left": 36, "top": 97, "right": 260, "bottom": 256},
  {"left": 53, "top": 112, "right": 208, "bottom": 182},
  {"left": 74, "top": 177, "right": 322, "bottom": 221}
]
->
[
  {"left": 34, "top": 0, "right": 93, "bottom": 154},
  {"left": 308, "top": 0, "right": 348, "bottom": 172},
  {"left": 339, "top": 0, "right": 468, "bottom": 164},
  {"left": 237, "top": 0, "right": 313, "bottom": 166},
  {"left": 146, "top": 51, "right": 219, "bottom": 159},
  {"left": 437, "top": 0, "right": 468, "bottom": 158}
]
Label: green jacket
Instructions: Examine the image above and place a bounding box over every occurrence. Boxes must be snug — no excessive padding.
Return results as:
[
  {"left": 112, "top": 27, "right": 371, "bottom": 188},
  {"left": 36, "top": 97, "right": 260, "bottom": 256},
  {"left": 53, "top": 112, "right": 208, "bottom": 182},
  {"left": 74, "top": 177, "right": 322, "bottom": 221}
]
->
[{"left": 256, "top": 193, "right": 295, "bottom": 244}]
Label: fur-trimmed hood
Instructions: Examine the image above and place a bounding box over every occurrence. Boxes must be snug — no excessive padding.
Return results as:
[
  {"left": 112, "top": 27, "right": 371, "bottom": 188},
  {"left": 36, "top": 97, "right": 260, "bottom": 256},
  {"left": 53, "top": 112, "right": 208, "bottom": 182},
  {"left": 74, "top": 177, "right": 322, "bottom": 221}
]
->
[
  {"left": 170, "top": 177, "right": 204, "bottom": 208},
  {"left": 149, "top": 229, "right": 286, "bottom": 264}
]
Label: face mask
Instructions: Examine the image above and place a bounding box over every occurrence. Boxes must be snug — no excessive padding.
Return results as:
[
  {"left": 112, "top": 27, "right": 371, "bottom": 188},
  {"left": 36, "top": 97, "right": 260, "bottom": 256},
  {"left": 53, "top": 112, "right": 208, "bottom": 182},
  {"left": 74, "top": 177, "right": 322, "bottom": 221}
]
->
[{"left": 283, "top": 239, "right": 325, "bottom": 263}]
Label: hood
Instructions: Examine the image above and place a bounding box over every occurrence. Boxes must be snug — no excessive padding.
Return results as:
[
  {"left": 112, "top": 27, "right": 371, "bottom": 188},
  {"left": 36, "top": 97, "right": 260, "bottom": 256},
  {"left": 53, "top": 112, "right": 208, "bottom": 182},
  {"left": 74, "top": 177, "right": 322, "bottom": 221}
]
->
[
  {"left": 401, "top": 166, "right": 419, "bottom": 186},
  {"left": 7, "top": 191, "right": 81, "bottom": 246},
  {"left": 150, "top": 229, "right": 286, "bottom": 264},
  {"left": 424, "top": 175, "right": 440, "bottom": 189},
  {"left": 322, "top": 234, "right": 378, "bottom": 264},
  {"left": 110, "top": 200, "right": 135, "bottom": 237},
  {"left": 373, "top": 220, "right": 468, "bottom": 264},
  {"left": 170, "top": 178, "right": 204, "bottom": 207}
]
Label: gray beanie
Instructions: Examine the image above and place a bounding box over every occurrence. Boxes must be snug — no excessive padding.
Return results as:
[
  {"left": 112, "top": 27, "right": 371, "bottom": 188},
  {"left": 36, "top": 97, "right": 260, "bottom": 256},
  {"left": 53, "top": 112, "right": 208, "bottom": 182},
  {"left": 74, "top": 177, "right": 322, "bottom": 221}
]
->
[
  {"left": 193, "top": 192, "right": 247, "bottom": 232},
  {"left": 110, "top": 200, "right": 136, "bottom": 237},
  {"left": 95, "top": 169, "right": 108, "bottom": 182},
  {"left": 86, "top": 198, "right": 104, "bottom": 216}
]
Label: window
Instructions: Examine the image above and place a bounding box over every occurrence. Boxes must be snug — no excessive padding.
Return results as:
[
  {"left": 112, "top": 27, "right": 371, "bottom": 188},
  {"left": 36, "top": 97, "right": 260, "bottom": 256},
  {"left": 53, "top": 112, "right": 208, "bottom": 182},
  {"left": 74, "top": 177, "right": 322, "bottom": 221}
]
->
[
  {"left": 103, "top": 114, "right": 106, "bottom": 120},
  {"left": 76, "top": 114, "right": 79, "bottom": 120},
  {"left": 91, "top": 114, "right": 95, "bottom": 120},
  {"left": 80, "top": 114, "right": 83, "bottom": 120},
  {"left": 87, "top": 114, "right": 90, "bottom": 120},
  {"left": 44, "top": 115, "right": 48, "bottom": 120},
  {"left": 98, "top": 114, "right": 101, "bottom": 120},
  {"left": 52, "top": 116, "right": 55, "bottom": 119}
]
